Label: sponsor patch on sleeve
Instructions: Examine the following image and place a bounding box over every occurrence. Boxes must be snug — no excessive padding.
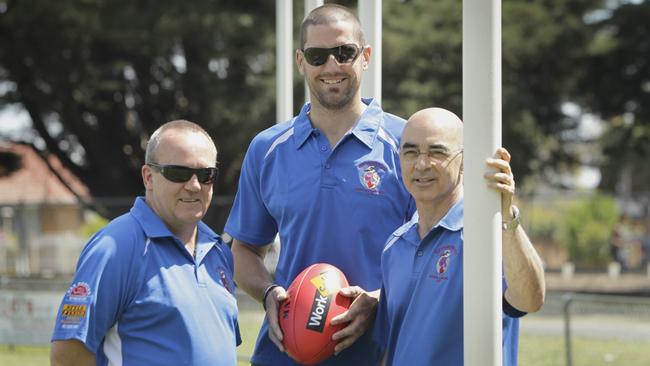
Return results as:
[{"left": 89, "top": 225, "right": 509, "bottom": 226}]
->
[
  {"left": 57, "top": 282, "right": 92, "bottom": 329},
  {"left": 59, "top": 304, "right": 87, "bottom": 329}
]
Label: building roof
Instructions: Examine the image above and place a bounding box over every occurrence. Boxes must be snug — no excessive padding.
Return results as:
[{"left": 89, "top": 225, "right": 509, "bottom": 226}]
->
[{"left": 0, "top": 141, "right": 90, "bottom": 205}]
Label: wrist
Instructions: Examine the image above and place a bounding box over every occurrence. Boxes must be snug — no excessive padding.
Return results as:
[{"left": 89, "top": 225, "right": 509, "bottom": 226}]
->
[
  {"left": 502, "top": 205, "right": 520, "bottom": 231},
  {"left": 262, "top": 284, "right": 280, "bottom": 311}
]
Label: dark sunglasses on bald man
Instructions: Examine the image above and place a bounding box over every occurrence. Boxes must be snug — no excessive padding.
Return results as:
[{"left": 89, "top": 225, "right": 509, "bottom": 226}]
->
[
  {"left": 301, "top": 44, "right": 363, "bottom": 67},
  {"left": 148, "top": 163, "right": 219, "bottom": 184}
]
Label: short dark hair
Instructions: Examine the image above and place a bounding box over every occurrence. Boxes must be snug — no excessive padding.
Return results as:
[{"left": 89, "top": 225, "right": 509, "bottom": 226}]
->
[
  {"left": 145, "top": 120, "right": 215, "bottom": 164},
  {"left": 299, "top": 4, "right": 366, "bottom": 49}
]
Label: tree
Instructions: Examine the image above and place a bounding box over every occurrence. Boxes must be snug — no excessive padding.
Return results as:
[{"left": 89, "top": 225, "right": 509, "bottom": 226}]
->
[
  {"left": 0, "top": 0, "right": 277, "bottom": 225},
  {"left": 382, "top": 0, "right": 604, "bottom": 188},
  {"left": 577, "top": 0, "right": 650, "bottom": 198}
]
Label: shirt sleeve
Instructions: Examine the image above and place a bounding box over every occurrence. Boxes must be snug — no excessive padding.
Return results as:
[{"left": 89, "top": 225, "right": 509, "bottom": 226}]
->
[
  {"left": 51, "top": 229, "right": 136, "bottom": 353},
  {"left": 502, "top": 278, "right": 527, "bottom": 318},
  {"left": 224, "top": 139, "right": 278, "bottom": 245}
]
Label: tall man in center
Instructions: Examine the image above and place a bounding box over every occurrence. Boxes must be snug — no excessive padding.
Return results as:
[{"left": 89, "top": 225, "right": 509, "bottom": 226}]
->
[{"left": 225, "top": 4, "right": 413, "bottom": 365}]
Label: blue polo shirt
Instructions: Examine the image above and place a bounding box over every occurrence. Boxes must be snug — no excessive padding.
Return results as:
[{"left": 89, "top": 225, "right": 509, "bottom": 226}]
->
[
  {"left": 375, "top": 198, "right": 525, "bottom": 366},
  {"left": 225, "top": 98, "right": 413, "bottom": 365},
  {"left": 52, "top": 197, "right": 241, "bottom": 366}
]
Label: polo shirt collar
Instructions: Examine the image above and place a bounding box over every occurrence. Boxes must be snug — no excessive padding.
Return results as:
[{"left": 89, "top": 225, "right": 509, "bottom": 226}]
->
[
  {"left": 438, "top": 197, "right": 464, "bottom": 232},
  {"left": 130, "top": 197, "right": 220, "bottom": 244},
  {"left": 292, "top": 98, "right": 384, "bottom": 150},
  {"left": 397, "top": 197, "right": 465, "bottom": 246}
]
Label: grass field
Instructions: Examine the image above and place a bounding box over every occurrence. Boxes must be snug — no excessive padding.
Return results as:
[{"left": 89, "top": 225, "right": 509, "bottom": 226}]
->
[{"left": 3, "top": 309, "right": 649, "bottom": 366}]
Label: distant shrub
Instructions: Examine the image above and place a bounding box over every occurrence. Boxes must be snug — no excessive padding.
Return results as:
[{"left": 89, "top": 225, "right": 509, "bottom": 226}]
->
[
  {"left": 525, "top": 205, "right": 563, "bottom": 244},
  {"left": 559, "top": 194, "right": 619, "bottom": 268}
]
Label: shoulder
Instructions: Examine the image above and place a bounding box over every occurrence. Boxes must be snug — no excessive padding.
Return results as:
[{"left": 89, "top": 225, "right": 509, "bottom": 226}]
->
[
  {"left": 383, "top": 215, "right": 418, "bottom": 254},
  {"left": 81, "top": 213, "right": 145, "bottom": 260},
  {"left": 247, "top": 119, "right": 296, "bottom": 155},
  {"left": 380, "top": 112, "right": 407, "bottom": 139}
]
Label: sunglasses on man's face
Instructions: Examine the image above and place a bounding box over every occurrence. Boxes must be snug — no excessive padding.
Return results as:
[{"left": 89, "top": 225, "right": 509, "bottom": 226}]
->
[
  {"left": 148, "top": 163, "right": 219, "bottom": 184},
  {"left": 301, "top": 44, "right": 363, "bottom": 67}
]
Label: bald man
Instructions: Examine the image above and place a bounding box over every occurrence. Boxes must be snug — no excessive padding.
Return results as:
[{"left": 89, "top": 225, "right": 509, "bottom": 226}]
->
[{"left": 374, "top": 108, "right": 545, "bottom": 366}]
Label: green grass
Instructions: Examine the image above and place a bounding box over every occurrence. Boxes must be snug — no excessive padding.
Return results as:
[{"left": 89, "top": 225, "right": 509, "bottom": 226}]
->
[
  {"left": 520, "top": 334, "right": 650, "bottom": 366},
  {"left": 0, "top": 345, "right": 49, "bottom": 366},
  {"left": 3, "top": 312, "right": 649, "bottom": 366}
]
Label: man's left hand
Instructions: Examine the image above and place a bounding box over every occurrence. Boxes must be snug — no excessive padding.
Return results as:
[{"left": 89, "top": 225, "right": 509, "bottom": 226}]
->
[
  {"left": 485, "top": 147, "right": 516, "bottom": 217},
  {"left": 330, "top": 287, "right": 379, "bottom": 355}
]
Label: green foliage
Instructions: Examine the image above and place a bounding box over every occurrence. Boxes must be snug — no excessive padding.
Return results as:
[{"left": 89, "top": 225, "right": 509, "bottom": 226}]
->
[
  {"left": 0, "top": 0, "right": 277, "bottom": 202},
  {"left": 383, "top": 0, "right": 605, "bottom": 186},
  {"left": 526, "top": 205, "right": 564, "bottom": 244},
  {"left": 559, "top": 194, "right": 619, "bottom": 267},
  {"left": 2, "top": 0, "right": 648, "bottom": 224},
  {"left": 577, "top": 1, "right": 650, "bottom": 195}
]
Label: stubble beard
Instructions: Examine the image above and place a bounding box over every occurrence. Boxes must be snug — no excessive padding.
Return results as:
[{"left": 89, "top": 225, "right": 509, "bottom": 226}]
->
[{"left": 309, "top": 76, "right": 359, "bottom": 111}]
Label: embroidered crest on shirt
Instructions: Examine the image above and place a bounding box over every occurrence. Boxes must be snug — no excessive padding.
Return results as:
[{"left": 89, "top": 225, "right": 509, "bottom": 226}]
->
[
  {"left": 67, "top": 282, "right": 91, "bottom": 299},
  {"left": 355, "top": 161, "right": 387, "bottom": 194},
  {"left": 429, "top": 246, "right": 457, "bottom": 282},
  {"left": 217, "top": 267, "right": 234, "bottom": 294}
]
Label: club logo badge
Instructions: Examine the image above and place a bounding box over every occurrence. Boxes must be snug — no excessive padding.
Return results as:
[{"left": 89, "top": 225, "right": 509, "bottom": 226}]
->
[
  {"left": 66, "top": 282, "right": 91, "bottom": 300},
  {"left": 356, "top": 161, "right": 387, "bottom": 193},
  {"left": 430, "top": 246, "right": 457, "bottom": 282}
]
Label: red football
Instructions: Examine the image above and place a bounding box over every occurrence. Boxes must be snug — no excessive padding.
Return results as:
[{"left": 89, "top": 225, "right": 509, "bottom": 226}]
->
[{"left": 279, "top": 263, "right": 352, "bottom": 365}]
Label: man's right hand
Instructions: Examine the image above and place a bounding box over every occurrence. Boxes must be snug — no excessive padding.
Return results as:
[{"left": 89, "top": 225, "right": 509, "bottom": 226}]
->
[{"left": 265, "top": 285, "right": 289, "bottom": 352}]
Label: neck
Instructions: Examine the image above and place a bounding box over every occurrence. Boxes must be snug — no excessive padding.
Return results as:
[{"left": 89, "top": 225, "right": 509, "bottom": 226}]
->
[
  {"left": 416, "top": 188, "right": 463, "bottom": 240},
  {"left": 175, "top": 226, "right": 198, "bottom": 256},
  {"left": 309, "top": 97, "right": 367, "bottom": 147}
]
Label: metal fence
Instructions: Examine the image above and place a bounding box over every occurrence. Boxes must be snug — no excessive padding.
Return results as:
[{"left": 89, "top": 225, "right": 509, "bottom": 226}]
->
[{"left": 562, "top": 292, "right": 650, "bottom": 366}]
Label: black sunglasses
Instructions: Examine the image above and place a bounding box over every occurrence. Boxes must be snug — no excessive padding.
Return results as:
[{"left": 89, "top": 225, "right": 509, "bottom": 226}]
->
[
  {"left": 148, "top": 163, "right": 219, "bottom": 184},
  {"left": 301, "top": 44, "right": 363, "bottom": 67}
]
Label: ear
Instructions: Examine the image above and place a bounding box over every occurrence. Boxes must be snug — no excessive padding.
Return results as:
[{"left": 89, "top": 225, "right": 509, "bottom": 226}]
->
[
  {"left": 142, "top": 165, "right": 154, "bottom": 191},
  {"left": 361, "top": 45, "right": 372, "bottom": 70},
  {"left": 296, "top": 49, "right": 305, "bottom": 76}
]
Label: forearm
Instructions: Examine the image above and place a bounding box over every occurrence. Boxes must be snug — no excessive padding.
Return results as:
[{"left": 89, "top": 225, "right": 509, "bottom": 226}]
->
[
  {"left": 502, "top": 226, "right": 545, "bottom": 313},
  {"left": 231, "top": 239, "right": 275, "bottom": 302}
]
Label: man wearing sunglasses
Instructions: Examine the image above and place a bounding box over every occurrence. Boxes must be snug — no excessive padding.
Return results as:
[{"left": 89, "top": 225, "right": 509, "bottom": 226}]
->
[
  {"left": 374, "top": 108, "right": 545, "bottom": 366},
  {"left": 225, "top": 4, "right": 413, "bottom": 366},
  {"left": 51, "top": 120, "right": 240, "bottom": 366}
]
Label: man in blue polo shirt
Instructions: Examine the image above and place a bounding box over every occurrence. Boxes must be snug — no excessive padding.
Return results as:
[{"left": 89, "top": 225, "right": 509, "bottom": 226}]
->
[
  {"left": 375, "top": 108, "right": 546, "bottom": 365},
  {"left": 51, "top": 120, "right": 240, "bottom": 366},
  {"left": 224, "top": 4, "right": 412, "bottom": 366}
]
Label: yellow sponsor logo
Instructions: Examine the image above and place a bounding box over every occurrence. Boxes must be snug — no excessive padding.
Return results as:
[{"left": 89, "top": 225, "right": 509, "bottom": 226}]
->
[
  {"left": 61, "top": 304, "right": 87, "bottom": 318},
  {"left": 310, "top": 270, "right": 338, "bottom": 297}
]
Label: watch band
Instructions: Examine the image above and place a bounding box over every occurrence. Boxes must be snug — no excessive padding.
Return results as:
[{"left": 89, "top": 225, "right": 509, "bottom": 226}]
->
[{"left": 502, "top": 205, "right": 520, "bottom": 231}]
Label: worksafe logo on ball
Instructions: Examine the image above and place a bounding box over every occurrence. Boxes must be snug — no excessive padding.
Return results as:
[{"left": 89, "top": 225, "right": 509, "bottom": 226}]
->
[
  {"left": 356, "top": 161, "right": 387, "bottom": 194},
  {"left": 429, "top": 246, "right": 457, "bottom": 283},
  {"left": 306, "top": 271, "right": 335, "bottom": 332}
]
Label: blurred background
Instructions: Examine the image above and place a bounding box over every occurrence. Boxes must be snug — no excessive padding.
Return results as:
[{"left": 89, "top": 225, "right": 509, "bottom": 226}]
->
[{"left": 0, "top": 0, "right": 649, "bottom": 365}]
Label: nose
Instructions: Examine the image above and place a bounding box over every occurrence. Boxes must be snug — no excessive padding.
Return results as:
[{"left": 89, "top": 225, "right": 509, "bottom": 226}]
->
[
  {"left": 184, "top": 174, "right": 202, "bottom": 192},
  {"left": 414, "top": 153, "right": 431, "bottom": 170},
  {"left": 322, "top": 54, "right": 343, "bottom": 69}
]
